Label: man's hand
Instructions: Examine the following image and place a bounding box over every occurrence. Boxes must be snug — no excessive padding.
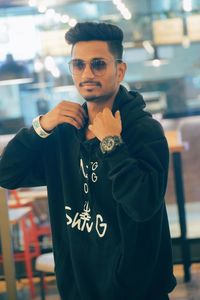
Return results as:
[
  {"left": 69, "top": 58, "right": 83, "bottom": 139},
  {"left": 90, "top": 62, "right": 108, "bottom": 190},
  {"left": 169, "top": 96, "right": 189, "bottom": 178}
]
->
[
  {"left": 88, "top": 108, "right": 122, "bottom": 141},
  {"left": 40, "top": 100, "right": 86, "bottom": 132}
]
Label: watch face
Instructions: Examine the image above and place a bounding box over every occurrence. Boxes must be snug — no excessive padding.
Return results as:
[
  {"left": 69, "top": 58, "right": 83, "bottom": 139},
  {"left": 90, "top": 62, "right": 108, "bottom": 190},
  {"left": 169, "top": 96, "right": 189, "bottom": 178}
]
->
[
  {"left": 103, "top": 137, "right": 115, "bottom": 151},
  {"left": 100, "top": 135, "right": 123, "bottom": 154}
]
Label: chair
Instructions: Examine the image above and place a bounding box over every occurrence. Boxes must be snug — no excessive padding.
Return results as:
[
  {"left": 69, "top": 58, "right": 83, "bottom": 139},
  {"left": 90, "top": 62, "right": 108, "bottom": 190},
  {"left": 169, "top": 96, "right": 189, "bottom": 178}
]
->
[
  {"left": 10, "top": 189, "right": 52, "bottom": 242},
  {"left": 8, "top": 189, "right": 52, "bottom": 297},
  {"left": 35, "top": 252, "right": 55, "bottom": 300},
  {"left": 0, "top": 205, "right": 40, "bottom": 298}
]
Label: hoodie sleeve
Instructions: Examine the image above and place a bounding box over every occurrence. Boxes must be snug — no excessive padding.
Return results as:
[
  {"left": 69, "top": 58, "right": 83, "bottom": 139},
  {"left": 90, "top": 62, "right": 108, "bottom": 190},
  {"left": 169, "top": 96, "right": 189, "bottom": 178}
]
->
[
  {"left": 99, "top": 116, "right": 169, "bottom": 222},
  {"left": 0, "top": 126, "right": 47, "bottom": 189}
]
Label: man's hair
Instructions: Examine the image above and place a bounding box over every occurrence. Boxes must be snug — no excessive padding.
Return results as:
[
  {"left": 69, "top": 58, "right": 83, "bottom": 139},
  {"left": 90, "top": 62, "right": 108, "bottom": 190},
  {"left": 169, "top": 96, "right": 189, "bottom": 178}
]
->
[{"left": 65, "top": 22, "right": 124, "bottom": 60}]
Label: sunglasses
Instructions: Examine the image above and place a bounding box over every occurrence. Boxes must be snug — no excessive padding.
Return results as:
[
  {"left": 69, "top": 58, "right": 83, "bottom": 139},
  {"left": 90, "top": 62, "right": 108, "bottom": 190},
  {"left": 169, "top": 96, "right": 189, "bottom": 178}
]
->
[{"left": 68, "top": 58, "right": 122, "bottom": 76}]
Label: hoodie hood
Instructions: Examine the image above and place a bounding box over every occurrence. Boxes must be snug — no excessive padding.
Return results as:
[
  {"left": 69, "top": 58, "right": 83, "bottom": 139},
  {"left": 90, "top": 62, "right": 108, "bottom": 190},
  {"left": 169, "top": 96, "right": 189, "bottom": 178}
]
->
[
  {"left": 78, "top": 85, "right": 150, "bottom": 143},
  {"left": 112, "top": 85, "right": 151, "bottom": 125},
  {"left": 113, "top": 85, "right": 146, "bottom": 113}
]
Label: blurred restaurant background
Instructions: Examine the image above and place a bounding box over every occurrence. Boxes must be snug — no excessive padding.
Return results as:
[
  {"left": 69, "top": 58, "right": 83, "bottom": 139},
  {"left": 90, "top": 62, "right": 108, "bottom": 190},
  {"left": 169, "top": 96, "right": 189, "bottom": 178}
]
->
[{"left": 0, "top": 0, "right": 200, "bottom": 299}]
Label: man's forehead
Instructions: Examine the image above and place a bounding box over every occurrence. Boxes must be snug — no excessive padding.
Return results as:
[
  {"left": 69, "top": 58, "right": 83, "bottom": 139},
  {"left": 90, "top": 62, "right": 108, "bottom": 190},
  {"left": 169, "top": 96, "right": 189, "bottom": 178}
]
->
[{"left": 71, "top": 40, "right": 112, "bottom": 59}]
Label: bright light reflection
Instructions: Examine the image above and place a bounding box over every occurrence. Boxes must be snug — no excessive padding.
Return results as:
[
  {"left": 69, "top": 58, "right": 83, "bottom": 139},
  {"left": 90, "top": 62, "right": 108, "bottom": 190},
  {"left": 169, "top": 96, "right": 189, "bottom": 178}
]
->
[
  {"left": 54, "top": 13, "right": 61, "bottom": 23},
  {"left": 69, "top": 18, "right": 77, "bottom": 27},
  {"left": 152, "top": 59, "right": 161, "bottom": 67},
  {"left": 182, "top": 0, "right": 192, "bottom": 12},
  {"left": 123, "top": 9, "right": 132, "bottom": 20},
  {"left": 38, "top": 4, "right": 47, "bottom": 13},
  {"left": 112, "top": 0, "right": 132, "bottom": 20},
  {"left": 44, "top": 56, "right": 55, "bottom": 71},
  {"left": 61, "top": 14, "right": 69, "bottom": 23},
  {"left": 143, "top": 40, "right": 155, "bottom": 54},
  {"left": 28, "top": 0, "right": 37, "bottom": 7},
  {"left": 51, "top": 68, "right": 60, "bottom": 78},
  {"left": 45, "top": 8, "right": 55, "bottom": 19},
  {"left": 34, "top": 59, "right": 44, "bottom": 72}
]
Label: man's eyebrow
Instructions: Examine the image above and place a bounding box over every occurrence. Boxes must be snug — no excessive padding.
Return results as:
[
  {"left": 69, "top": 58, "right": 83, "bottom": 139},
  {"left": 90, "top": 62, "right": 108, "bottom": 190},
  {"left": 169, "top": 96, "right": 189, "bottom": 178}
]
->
[
  {"left": 73, "top": 57, "right": 106, "bottom": 60},
  {"left": 72, "top": 57, "right": 107, "bottom": 62},
  {"left": 91, "top": 57, "right": 105, "bottom": 60}
]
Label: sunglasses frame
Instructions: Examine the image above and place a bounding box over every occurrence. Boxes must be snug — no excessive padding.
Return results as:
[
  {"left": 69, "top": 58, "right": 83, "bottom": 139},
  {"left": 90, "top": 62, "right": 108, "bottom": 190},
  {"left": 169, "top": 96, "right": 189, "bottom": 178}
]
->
[{"left": 68, "top": 58, "right": 122, "bottom": 76}]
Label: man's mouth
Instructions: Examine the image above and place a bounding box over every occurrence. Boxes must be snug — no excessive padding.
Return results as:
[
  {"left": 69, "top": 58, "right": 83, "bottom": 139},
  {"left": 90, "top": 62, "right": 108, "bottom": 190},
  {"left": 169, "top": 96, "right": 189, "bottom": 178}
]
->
[{"left": 80, "top": 81, "right": 101, "bottom": 87}]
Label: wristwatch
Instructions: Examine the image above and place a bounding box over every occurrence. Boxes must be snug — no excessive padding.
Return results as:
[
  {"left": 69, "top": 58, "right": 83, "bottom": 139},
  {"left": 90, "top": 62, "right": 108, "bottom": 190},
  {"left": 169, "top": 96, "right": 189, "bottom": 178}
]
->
[{"left": 100, "top": 136, "right": 123, "bottom": 154}]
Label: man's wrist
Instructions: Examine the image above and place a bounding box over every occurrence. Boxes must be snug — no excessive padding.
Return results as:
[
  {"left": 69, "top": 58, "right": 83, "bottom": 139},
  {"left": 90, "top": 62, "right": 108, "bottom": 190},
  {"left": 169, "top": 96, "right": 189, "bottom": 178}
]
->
[{"left": 32, "top": 115, "right": 52, "bottom": 138}]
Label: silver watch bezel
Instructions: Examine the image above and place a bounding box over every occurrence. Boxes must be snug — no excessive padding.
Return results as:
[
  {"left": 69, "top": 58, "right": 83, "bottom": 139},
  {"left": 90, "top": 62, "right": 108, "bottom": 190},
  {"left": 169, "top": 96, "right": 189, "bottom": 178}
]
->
[{"left": 100, "top": 136, "right": 123, "bottom": 154}]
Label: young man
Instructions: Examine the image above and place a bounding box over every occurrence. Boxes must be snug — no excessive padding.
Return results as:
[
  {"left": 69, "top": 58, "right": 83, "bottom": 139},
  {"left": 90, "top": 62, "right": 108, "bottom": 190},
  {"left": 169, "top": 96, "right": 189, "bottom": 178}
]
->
[{"left": 0, "top": 22, "right": 176, "bottom": 300}]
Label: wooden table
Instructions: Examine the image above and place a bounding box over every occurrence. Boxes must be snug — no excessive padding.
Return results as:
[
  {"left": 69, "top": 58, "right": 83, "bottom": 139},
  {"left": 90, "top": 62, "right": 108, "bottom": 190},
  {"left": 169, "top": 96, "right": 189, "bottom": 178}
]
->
[
  {"left": 9, "top": 187, "right": 47, "bottom": 206},
  {"left": 165, "top": 130, "right": 191, "bottom": 282}
]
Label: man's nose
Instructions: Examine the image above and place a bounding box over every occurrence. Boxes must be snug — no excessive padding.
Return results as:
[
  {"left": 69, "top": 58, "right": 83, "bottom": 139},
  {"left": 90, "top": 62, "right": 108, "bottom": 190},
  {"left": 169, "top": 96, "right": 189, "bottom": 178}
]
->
[{"left": 82, "top": 62, "right": 95, "bottom": 78}]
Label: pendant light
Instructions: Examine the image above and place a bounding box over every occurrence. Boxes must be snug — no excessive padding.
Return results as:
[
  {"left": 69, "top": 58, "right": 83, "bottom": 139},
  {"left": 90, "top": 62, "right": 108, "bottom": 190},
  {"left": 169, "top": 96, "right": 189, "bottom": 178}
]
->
[
  {"left": 182, "top": 1, "right": 191, "bottom": 48},
  {"left": 144, "top": 44, "right": 169, "bottom": 67},
  {"left": 143, "top": 0, "right": 169, "bottom": 67}
]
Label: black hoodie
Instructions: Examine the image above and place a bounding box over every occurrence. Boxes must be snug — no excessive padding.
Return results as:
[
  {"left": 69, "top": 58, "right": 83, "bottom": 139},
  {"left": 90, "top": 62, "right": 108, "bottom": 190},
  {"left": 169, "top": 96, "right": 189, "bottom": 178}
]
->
[{"left": 0, "top": 86, "right": 176, "bottom": 300}]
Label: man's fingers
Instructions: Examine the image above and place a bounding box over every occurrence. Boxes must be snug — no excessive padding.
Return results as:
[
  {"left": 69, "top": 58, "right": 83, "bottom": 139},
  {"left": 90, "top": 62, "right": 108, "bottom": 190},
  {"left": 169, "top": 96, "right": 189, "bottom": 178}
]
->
[
  {"left": 88, "top": 125, "right": 94, "bottom": 133},
  {"left": 115, "top": 110, "right": 121, "bottom": 120},
  {"left": 61, "top": 116, "right": 81, "bottom": 129},
  {"left": 57, "top": 100, "right": 87, "bottom": 128},
  {"left": 40, "top": 100, "right": 87, "bottom": 132},
  {"left": 60, "top": 101, "right": 87, "bottom": 118},
  {"left": 61, "top": 107, "right": 85, "bottom": 123},
  {"left": 60, "top": 109, "right": 85, "bottom": 127}
]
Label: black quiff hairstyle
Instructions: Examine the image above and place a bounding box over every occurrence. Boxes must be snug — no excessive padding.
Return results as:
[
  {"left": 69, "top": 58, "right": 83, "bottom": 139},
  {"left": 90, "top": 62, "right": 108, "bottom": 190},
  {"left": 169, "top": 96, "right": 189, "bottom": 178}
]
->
[{"left": 65, "top": 22, "right": 124, "bottom": 60}]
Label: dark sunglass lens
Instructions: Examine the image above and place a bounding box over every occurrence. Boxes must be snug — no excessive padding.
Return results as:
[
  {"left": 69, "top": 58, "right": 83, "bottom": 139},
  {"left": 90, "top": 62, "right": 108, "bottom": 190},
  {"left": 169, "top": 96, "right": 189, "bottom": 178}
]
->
[
  {"left": 91, "top": 59, "right": 107, "bottom": 73},
  {"left": 71, "top": 60, "right": 85, "bottom": 73}
]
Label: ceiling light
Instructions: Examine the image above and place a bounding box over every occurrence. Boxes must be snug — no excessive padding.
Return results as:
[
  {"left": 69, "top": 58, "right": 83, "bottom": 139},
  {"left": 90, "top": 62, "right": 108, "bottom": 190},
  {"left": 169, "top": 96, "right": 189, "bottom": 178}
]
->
[
  {"left": 53, "top": 13, "right": 61, "bottom": 23},
  {"left": 144, "top": 46, "right": 169, "bottom": 68},
  {"left": 34, "top": 58, "right": 44, "bottom": 73},
  {"left": 44, "top": 56, "right": 55, "bottom": 71},
  {"left": 145, "top": 59, "right": 163, "bottom": 68},
  {"left": 45, "top": 8, "right": 55, "bottom": 19},
  {"left": 143, "top": 40, "right": 155, "bottom": 55},
  {"left": 28, "top": 0, "right": 37, "bottom": 7},
  {"left": 51, "top": 68, "right": 60, "bottom": 78},
  {"left": 123, "top": 9, "right": 132, "bottom": 20},
  {"left": 61, "top": 14, "right": 69, "bottom": 23},
  {"left": 112, "top": 0, "right": 132, "bottom": 20},
  {"left": 38, "top": 3, "right": 47, "bottom": 13},
  {"left": 68, "top": 18, "right": 77, "bottom": 27},
  {"left": 144, "top": 58, "right": 168, "bottom": 68}
]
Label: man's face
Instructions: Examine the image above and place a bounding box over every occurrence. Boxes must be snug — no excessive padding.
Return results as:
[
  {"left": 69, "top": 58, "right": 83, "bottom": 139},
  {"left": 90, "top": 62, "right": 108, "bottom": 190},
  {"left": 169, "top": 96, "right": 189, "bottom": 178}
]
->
[{"left": 70, "top": 41, "right": 126, "bottom": 103}]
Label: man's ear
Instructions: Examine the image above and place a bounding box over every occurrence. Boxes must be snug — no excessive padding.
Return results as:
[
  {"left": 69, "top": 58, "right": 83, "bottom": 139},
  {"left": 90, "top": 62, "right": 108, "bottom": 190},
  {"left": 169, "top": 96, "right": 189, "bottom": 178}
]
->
[{"left": 117, "top": 62, "right": 127, "bottom": 83}]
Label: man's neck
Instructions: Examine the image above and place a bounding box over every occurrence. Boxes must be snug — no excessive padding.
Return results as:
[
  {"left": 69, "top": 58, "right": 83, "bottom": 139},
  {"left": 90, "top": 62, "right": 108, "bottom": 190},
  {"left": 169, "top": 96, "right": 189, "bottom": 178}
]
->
[{"left": 87, "top": 93, "right": 117, "bottom": 125}]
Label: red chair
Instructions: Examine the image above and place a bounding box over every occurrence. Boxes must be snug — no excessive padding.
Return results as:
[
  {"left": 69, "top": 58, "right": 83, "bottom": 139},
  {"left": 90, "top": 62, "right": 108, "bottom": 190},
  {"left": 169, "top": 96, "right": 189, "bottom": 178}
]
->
[
  {"left": 0, "top": 189, "right": 42, "bottom": 298},
  {"left": 10, "top": 189, "right": 51, "bottom": 238},
  {"left": 0, "top": 205, "right": 40, "bottom": 298},
  {"left": 10, "top": 189, "right": 52, "bottom": 297}
]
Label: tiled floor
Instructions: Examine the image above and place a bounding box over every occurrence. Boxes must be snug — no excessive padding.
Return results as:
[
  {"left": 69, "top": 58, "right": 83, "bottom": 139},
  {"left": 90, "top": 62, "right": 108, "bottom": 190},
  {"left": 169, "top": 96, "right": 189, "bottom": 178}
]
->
[{"left": 0, "top": 264, "right": 200, "bottom": 300}]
